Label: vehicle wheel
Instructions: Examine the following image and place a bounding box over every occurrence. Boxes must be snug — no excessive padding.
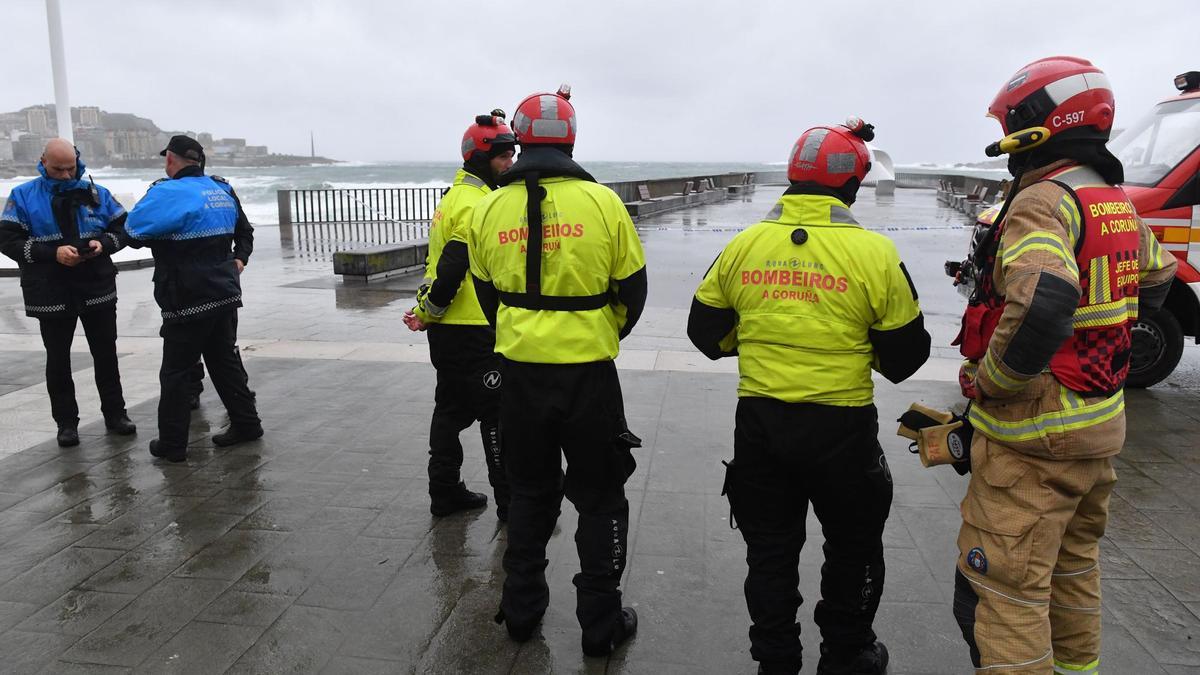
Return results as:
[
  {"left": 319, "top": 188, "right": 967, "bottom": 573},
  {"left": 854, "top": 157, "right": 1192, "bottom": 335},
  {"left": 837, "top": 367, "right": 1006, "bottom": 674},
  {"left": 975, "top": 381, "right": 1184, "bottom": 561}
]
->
[{"left": 1126, "top": 309, "right": 1185, "bottom": 389}]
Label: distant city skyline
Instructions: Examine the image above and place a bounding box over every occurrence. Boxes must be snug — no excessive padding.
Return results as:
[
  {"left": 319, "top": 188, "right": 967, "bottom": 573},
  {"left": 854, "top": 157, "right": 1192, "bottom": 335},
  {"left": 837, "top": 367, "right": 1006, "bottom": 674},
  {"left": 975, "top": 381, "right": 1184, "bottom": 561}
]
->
[{"left": 0, "top": 103, "right": 273, "bottom": 166}]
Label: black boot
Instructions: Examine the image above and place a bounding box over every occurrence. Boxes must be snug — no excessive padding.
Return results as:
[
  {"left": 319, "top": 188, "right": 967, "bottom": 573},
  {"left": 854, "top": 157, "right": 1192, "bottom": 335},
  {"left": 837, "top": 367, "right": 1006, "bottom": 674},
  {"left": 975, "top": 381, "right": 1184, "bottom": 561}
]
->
[
  {"left": 212, "top": 425, "right": 264, "bottom": 447},
  {"left": 817, "top": 641, "right": 889, "bottom": 675},
  {"left": 430, "top": 481, "right": 488, "bottom": 517},
  {"left": 494, "top": 607, "right": 543, "bottom": 643},
  {"left": 105, "top": 415, "right": 137, "bottom": 435},
  {"left": 149, "top": 439, "right": 187, "bottom": 463},
  {"left": 582, "top": 607, "right": 638, "bottom": 657},
  {"left": 758, "top": 663, "right": 801, "bottom": 675},
  {"left": 56, "top": 424, "right": 79, "bottom": 447}
]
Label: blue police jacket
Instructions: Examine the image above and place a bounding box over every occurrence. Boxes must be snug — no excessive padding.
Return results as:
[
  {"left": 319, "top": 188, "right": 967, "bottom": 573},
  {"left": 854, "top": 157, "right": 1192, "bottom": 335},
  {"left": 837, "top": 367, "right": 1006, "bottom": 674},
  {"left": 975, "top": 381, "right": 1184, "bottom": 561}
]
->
[
  {"left": 0, "top": 156, "right": 129, "bottom": 317},
  {"left": 126, "top": 165, "right": 247, "bottom": 323}
]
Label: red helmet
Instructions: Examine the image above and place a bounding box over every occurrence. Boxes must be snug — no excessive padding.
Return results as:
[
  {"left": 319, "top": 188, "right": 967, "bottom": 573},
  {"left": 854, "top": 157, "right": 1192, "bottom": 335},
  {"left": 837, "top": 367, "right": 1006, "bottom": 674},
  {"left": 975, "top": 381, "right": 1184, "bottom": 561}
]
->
[
  {"left": 986, "top": 56, "right": 1114, "bottom": 155},
  {"left": 461, "top": 112, "right": 516, "bottom": 162},
  {"left": 511, "top": 84, "right": 576, "bottom": 145},
  {"left": 787, "top": 117, "right": 874, "bottom": 187}
]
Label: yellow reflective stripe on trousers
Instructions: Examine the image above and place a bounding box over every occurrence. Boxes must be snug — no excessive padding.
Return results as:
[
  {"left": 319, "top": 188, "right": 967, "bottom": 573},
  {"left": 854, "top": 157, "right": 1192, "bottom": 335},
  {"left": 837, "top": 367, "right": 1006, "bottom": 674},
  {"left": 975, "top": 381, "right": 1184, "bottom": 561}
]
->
[
  {"left": 968, "top": 390, "right": 1124, "bottom": 442},
  {"left": 1053, "top": 657, "right": 1099, "bottom": 674},
  {"left": 1002, "top": 232, "right": 1079, "bottom": 278},
  {"left": 1072, "top": 296, "right": 1138, "bottom": 329},
  {"left": 981, "top": 350, "right": 1032, "bottom": 392}
]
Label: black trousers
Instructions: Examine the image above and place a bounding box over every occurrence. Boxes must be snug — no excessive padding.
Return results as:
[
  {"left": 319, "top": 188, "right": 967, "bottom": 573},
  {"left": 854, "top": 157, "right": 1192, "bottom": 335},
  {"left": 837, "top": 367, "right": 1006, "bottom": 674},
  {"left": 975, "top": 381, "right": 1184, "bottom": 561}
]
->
[
  {"left": 727, "top": 397, "right": 893, "bottom": 670},
  {"left": 188, "top": 361, "right": 205, "bottom": 398},
  {"left": 498, "top": 358, "right": 637, "bottom": 649},
  {"left": 158, "top": 310, "right": 259, "bottom": 452},
  {"left": 426, "top": 324, "right": 507, "bottom": 505},
  {"left": 38, "top": 308, "right": 127, "bottom": 426}
]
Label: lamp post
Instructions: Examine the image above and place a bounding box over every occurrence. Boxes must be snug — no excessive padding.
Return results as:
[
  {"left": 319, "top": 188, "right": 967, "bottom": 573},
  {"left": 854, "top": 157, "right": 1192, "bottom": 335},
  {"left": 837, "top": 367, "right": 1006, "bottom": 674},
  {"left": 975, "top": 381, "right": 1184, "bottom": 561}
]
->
[{"left": 44, "top": 0, "right": 73, "bottom": 145}]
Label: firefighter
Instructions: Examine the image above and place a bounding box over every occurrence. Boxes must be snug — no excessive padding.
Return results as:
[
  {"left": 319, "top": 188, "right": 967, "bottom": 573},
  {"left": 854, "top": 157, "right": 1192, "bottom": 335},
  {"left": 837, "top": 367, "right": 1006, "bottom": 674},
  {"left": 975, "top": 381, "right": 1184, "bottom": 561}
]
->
[
  {"left": 402, "top": 111, "right": 515, "bottom": 520},
  {"left": 952, "top": 56, "right": 1177, "bottom": 674},
  {"left": 467, "top": 85, "right": 647, "bottom": 657},
  {"left": 689, "top": 119, "right": 930, "bottom": 675}
]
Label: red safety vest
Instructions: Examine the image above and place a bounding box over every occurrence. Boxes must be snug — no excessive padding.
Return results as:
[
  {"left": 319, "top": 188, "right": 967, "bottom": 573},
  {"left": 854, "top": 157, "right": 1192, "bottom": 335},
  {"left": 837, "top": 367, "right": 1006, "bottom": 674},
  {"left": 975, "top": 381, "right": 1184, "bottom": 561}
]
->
[
  {"left": 960, "top": 164, "right": 1141, "bottom": 396},
  {"left": 1043, "top": 164, "right": 1141, "bottom": 395}
]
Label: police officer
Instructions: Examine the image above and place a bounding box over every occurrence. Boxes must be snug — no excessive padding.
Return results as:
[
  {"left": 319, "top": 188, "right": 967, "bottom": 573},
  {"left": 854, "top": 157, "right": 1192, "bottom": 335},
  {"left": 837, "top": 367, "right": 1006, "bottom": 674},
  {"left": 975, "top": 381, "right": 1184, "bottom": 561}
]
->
[
  {"left": 125, "top": 135, "right": 261, "bottom": 463},
  {"left": 689, "top": 120, "right": 930, "bottom": 675},
  {"left": 403, "top": 111, "right": 515, "bottom": 520},
  {"left": 0, "top": 138, "right": 136, "bottom": 446},
  {"left": 952, "top": 57, "right": 1176, "bottom": 675},
  {"left": 467, "top": 86, "right": 646, "bottom": 656}
]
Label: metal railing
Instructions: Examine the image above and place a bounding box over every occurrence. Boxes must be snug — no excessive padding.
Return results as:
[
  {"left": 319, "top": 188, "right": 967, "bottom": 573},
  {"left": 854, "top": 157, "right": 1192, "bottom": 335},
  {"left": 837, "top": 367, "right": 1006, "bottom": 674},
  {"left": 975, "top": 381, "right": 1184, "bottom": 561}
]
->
[
  {"left": 280, "top": 187, "right": 444, "bottom": 226},
  {"left": 276, "top": 187, "right": 443, "bottom": 262}
]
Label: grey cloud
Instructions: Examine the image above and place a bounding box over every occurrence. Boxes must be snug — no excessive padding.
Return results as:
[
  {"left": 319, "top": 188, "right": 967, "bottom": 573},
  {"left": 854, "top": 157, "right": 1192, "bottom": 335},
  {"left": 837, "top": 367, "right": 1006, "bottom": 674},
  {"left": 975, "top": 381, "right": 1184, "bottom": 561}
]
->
[{"left": 3, "top": 0, "right": 1194, "bottom": 165}]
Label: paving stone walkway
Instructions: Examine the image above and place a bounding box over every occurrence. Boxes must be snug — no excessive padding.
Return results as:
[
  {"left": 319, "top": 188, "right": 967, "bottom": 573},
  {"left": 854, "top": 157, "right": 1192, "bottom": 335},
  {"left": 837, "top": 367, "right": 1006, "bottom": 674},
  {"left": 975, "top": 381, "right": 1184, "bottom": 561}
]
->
[{"left": 1, "top": 186, "right": 1198, "bottom": 673}]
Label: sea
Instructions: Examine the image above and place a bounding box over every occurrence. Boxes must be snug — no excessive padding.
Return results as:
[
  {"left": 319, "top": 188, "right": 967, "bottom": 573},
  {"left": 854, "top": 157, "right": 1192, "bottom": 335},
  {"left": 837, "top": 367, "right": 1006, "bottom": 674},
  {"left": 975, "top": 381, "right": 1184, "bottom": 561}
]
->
[{"left": 0, "top": 161, "right": 786, "bottom": 225}]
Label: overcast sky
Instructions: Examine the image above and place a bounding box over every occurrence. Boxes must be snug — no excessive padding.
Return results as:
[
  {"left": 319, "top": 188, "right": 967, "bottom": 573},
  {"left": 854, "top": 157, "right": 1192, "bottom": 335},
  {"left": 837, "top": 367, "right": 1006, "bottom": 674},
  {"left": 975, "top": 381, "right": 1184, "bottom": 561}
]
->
[{"left": 4, "top": 1, "right": 1196, "bottom": 165}]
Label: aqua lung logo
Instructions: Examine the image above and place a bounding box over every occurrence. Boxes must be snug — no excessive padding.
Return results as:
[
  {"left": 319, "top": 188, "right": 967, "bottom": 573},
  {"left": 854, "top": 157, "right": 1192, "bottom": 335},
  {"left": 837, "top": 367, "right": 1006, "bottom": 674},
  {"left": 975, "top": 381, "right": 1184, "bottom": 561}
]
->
[
  {"left": 859, "top": 564, "right": 875, "bottom": 609},
  {"left": 967, "top": 547, "right": 988, "bottom": 575},
  {"left": 483, "top": 370, "right": 501, "bottom": 389},
  {"left": 948, "top": 434, "right": 966, "bottom": 460},
  {"left": 611, "top": 519, "right": 623, "bottom": 571},
  {"left": 878, "top": 454, "right": 892, "bottom": 484}
]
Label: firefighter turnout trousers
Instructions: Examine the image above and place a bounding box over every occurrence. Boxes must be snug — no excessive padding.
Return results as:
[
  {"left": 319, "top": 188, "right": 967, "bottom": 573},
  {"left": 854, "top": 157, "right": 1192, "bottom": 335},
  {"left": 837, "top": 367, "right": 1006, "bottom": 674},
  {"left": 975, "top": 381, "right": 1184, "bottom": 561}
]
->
[
  {"left": 954, "top": 436, "right": 1115, "bottom": 674},
  {"left": 497, "top": 358, "right": 637, "bottom": 651},
  {"left": 725, "top": 397, "right": 894, "bottom": 669}
]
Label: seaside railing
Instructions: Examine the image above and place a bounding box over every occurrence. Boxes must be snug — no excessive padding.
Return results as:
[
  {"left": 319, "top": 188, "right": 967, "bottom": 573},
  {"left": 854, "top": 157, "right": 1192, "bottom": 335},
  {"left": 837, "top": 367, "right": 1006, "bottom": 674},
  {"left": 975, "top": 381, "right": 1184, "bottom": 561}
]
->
[
  {"left": 277, "top": 186, "right": 445, "bottom": 262},
  {"left": 280, "top": 187, "right": 444, "bottom": 226}
]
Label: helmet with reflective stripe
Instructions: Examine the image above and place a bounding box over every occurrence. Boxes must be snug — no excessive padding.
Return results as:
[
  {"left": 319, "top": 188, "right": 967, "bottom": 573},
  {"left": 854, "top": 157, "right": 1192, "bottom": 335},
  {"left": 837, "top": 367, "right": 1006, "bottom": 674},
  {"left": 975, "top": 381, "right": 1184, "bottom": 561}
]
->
[
  {"left": 511, "top": 84, "right": 576, "bottom": 146},
  {"left": 786, "top": 117, "right": 874, "bottom": 187},
  {"left": 461, "top": 111, "right": 516, "bottom": 162},
  {"left": 986, "top": 56, "right": 1115, "bottom": 156}
]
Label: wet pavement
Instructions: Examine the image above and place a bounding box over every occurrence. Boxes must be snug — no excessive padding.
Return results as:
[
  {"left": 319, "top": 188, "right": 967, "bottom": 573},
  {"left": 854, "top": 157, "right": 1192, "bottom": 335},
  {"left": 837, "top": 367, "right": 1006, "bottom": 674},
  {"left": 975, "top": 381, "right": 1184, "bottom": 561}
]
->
[{"left": 0, "top": 185, "right": 1199, "bottom": 673}]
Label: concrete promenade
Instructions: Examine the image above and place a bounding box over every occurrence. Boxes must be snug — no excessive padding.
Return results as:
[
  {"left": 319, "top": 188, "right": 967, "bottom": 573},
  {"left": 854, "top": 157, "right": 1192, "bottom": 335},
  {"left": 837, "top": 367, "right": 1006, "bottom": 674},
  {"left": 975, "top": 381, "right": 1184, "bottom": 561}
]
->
[{"left": 0, "top": 186, "right": 1198, "bottom": 673}]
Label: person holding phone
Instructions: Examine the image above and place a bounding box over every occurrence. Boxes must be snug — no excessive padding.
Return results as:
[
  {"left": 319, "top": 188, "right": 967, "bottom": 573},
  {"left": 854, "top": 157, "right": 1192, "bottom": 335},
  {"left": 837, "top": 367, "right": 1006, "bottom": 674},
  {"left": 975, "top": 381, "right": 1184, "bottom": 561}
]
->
[{"left": 0, "top": 138, "right": 136, "bottom": 447}]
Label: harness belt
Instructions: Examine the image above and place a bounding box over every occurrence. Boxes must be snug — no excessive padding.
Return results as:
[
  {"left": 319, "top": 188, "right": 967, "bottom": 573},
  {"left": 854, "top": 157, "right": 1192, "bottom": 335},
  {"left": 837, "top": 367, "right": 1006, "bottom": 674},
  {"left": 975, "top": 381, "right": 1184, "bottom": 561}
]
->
[{"left": 498, "top": 290, "right": 610, "bottom": 311}]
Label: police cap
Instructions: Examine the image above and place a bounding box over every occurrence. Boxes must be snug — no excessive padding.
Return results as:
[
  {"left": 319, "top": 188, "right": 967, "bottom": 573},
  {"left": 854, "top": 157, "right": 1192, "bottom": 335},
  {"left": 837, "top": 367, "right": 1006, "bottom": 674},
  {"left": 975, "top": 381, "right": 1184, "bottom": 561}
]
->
[{"left": 159, "top": 135, "right": 205, "bottom": 162}]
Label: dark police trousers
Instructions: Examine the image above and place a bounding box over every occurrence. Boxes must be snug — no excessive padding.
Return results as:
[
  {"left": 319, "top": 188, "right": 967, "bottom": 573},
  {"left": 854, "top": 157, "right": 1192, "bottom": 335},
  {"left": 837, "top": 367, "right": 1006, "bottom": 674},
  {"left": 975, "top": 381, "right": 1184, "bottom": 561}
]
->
[
  {"left": 158, "top": 309, "right": 259, "bottom": 452},
  {"left": 498, "top": 358, "right": 636, "bottom": 648},
  {"left": 726, "top": 397, "right": 893, "bottom": 669},
  {"left": 38, "top": 308, "right": 127, "bottom": 425},
  {"left": 426, "top": 324, "right": 507, "bottom": 505}
]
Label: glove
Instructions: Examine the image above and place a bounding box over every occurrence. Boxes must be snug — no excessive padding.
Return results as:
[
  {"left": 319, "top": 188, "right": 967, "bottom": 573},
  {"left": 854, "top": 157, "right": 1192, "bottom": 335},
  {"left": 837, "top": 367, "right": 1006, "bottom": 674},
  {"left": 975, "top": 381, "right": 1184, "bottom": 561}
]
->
[
  {"left": 958, "top": 360, "right": 980, "bottom": 400},
  {"left": 897, "top": 403, "right": 973, "bottom": 475},
  {"left": 413, "top": 283, "right": 447, "bottom": 324}
]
